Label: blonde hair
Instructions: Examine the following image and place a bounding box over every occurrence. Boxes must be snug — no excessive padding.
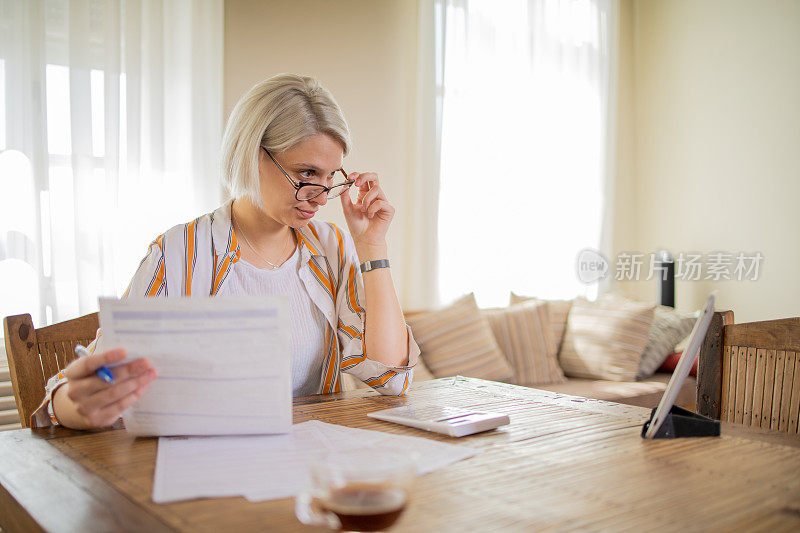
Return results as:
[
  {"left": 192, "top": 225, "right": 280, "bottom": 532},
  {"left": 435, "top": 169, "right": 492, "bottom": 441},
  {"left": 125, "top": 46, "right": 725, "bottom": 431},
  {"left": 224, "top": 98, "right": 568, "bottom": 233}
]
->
[{"left": 220, "top": 74, "right": 352, "bottom": 206}]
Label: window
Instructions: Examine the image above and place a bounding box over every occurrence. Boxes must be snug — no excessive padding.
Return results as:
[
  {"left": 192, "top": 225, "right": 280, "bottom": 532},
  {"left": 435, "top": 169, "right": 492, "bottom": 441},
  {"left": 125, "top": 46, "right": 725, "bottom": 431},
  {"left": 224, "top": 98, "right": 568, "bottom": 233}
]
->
[
  {"left": 0, "top": 1, "right": 223, "bottom": 340},
  {"left": 435, "top": 0, "right": 613, "bottom": 307}
]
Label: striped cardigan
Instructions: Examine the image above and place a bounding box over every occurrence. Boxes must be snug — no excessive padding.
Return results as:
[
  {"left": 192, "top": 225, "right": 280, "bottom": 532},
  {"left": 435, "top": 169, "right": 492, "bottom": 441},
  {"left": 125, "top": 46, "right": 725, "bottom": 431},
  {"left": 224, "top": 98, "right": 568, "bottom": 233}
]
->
[{"left": 32, "top": 201, "right": 419, "bottom": 427}]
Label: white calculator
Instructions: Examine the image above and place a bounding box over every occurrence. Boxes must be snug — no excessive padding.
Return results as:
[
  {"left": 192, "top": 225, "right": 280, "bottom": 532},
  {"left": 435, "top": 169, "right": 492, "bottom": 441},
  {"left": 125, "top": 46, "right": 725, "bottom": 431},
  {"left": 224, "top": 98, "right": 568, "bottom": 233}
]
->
[{"left": 367, "top": 405, "right": 510, "bottom": 437}]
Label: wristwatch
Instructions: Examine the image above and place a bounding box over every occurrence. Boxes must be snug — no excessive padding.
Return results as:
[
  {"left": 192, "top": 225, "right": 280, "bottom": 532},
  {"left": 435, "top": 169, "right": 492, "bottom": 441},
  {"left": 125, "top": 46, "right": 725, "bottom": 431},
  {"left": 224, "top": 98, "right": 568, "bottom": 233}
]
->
[{"left": 360, "top": 259, "right": 390, "bottom": 273}]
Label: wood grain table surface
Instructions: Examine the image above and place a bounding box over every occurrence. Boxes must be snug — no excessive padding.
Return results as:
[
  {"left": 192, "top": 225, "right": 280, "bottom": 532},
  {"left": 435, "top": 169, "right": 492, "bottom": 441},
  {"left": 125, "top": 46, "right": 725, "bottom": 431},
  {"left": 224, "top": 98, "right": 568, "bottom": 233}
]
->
[{"left": 1, "top": 377, "right": 799, "bottom": 532}]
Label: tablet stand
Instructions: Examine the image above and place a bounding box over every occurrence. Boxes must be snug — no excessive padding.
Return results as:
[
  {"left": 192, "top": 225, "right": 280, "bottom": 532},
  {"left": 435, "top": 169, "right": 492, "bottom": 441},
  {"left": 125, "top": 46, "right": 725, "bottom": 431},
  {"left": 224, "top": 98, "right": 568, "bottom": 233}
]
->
[{"left": 641, "top": 405, "right": 720, "bottom": 439}]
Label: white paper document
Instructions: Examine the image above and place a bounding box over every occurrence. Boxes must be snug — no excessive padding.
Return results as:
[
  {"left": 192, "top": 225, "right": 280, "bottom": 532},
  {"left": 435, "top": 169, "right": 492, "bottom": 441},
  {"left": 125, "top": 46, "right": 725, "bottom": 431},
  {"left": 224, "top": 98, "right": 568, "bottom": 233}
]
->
[
  {"left": 152, "top": 420, "right": 481, "bottom": 504},
  {"left": 98, "top": 296, "right": 291, "bottom": 437}
]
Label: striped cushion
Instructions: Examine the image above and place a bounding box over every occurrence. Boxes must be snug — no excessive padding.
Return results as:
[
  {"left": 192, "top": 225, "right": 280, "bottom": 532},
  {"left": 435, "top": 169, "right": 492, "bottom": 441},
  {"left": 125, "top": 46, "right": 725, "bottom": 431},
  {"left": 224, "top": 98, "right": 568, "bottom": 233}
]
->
[
  {"left": 482, "top": 300, "right": 566, "bottom": 386},
  {"left": 406, "top": 294, "right": 513, "bottom": 381},
  {"left": 510, "top": 293, "right": 573, "bottom": 355},
  {"left": 558, "top": 296, "right": 655, "bottom": 381},
  {"left": 636, "top": 306, "right": 698, "bottom": 379}
]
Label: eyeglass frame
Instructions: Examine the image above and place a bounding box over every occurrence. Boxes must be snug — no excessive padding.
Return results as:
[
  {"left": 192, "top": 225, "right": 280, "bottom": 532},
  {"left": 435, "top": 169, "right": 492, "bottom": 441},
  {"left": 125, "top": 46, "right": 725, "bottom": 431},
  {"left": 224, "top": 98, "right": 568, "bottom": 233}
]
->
[{"left": 262, "top": 146, "right": 354, "bottom": 201}]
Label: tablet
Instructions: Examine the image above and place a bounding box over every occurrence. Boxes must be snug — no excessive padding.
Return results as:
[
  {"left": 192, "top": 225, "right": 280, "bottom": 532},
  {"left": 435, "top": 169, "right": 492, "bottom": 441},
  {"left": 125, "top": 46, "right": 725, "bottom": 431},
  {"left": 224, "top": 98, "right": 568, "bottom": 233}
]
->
[
  {"left": 367, "top": 405, "right": 510, "bottom": 437},
  {"left": 644, "top": 293, "right": 715, "bottom": 439}
]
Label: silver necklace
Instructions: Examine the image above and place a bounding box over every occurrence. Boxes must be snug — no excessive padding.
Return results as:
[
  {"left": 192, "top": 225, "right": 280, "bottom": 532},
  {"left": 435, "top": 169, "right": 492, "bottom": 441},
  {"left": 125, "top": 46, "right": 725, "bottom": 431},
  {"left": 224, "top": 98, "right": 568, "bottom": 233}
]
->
[{"left": 233, "top": 212, "right": 292, "bottom": 270}]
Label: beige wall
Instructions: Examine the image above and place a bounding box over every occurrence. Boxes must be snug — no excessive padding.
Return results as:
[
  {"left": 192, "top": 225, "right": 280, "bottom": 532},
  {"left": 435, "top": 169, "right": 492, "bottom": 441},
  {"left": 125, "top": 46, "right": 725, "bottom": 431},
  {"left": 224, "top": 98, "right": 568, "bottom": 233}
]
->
[
  {"left": 612, "top": 0, "right": 800, "bottom": 322},
  {"left": 224, "top": 0, "right": 418, "bottom": 304}
]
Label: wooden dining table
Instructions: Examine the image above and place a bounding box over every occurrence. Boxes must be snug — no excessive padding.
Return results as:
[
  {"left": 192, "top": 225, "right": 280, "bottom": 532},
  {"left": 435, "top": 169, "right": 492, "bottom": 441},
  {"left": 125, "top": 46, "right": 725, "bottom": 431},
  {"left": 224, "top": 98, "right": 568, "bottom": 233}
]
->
[{"left": 1, "top": 377, "right": 799, "bottom": 532}]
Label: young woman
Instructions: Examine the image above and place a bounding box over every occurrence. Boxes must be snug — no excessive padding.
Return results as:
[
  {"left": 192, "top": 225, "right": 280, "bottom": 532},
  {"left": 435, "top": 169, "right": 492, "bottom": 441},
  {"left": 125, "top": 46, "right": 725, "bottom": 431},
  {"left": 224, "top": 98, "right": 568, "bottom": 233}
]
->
[{"left": 34, "top": 74, "right": 419, "bottom": 430}]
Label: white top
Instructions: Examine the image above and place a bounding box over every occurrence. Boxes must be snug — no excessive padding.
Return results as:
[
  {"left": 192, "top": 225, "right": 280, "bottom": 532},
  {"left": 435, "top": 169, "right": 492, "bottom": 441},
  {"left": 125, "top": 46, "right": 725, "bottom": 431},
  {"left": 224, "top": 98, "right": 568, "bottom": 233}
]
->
[
  {"left": 33, "top": 205, "right": 421, "bottom": 428},
  {"left": 224, "top": 245, "right": 327, "bottom": 396}
]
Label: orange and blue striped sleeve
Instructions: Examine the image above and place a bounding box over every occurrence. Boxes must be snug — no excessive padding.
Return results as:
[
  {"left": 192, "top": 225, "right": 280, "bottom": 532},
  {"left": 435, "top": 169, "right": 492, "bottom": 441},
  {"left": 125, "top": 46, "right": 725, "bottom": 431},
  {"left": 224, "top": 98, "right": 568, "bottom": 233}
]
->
[{"left": 332, "top": 226, "right": 420, "bottom": 396}]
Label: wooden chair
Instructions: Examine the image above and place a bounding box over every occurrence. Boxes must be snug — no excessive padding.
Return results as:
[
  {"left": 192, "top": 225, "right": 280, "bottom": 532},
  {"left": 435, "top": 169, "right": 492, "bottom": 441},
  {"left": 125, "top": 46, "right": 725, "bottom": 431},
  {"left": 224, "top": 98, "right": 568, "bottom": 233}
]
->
[
  {"left": 696, "top": 311, "right": 800, "bottom": 434},
  {"left": 3, "top": 313, "right": 99, "bottom": 428}
]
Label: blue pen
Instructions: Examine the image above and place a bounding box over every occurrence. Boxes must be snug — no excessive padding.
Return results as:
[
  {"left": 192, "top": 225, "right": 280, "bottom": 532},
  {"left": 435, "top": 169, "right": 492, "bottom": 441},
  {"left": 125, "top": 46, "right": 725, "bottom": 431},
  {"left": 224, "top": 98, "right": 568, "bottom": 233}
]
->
[{"left": 75, "top": 344, "right": 115, "bottom": 384}]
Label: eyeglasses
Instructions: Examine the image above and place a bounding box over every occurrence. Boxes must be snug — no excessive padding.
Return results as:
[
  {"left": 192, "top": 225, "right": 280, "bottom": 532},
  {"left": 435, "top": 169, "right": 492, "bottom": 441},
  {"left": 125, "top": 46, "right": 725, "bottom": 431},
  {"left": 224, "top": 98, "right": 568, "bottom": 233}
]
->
[{"left": 262, "top": 147, "right": 354, "bottom": 201}]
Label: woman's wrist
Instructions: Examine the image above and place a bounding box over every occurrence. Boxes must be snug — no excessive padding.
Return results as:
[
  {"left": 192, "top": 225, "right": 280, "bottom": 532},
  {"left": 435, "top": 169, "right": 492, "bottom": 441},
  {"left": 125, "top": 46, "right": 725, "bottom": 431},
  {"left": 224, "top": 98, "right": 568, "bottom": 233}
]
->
[
  {"left": 354, "top": 241, "right": 388, "bottom": 263},
  {"left": 51, "top": 383, "right": 73, "bottom": 427},
  {"left": 50, "top": 382, "right": 69, "bottom": 426},
  {"left": 52, "top": 383, "right": 89, "bottom": 430}
]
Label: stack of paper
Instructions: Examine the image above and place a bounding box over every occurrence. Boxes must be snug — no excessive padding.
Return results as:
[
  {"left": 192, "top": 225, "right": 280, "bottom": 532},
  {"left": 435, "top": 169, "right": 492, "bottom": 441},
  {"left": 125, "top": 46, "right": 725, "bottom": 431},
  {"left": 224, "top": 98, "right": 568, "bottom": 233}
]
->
[
  {"left": 152, "top": 420, "right": 480, "bottom": 503},
  {"left": 99, "top": 296, "right": 292, "bottom": 437}
]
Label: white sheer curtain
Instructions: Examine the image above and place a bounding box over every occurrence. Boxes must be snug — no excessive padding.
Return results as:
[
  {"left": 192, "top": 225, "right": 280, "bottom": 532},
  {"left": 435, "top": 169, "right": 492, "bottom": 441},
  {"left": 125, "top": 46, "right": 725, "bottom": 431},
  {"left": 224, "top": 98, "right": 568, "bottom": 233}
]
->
[
  {"left": 435, "top": 0, "right": 616, "bottom": 307},
  {"left": 0, "top": 0, "right": 223, "bottom": 334}
]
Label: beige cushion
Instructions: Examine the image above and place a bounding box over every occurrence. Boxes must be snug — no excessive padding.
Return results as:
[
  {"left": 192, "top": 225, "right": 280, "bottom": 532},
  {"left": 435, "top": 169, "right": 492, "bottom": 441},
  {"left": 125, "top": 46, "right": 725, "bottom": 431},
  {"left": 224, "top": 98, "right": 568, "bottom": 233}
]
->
[
  {"left": 510, "top": 293, "right": 573, "bottom": 354},
  {"left": 413, "top": 357, "right": 436, "bottom": 381},
  {"left": 558, "top": 296, "right": 655, "bottom": 381},
  {"left": 482, "top": 301, "right": 566, "bottom": 386},
  {"left": 406, "top": 294, "right": 513, "bottom": 381}
]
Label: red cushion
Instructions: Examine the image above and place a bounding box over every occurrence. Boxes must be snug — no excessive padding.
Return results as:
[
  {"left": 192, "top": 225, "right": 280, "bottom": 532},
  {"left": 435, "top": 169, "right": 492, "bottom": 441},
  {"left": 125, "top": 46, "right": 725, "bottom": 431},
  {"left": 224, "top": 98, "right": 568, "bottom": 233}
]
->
[{"left": 658, "top": 351, "right": 697, "bottom": 376}]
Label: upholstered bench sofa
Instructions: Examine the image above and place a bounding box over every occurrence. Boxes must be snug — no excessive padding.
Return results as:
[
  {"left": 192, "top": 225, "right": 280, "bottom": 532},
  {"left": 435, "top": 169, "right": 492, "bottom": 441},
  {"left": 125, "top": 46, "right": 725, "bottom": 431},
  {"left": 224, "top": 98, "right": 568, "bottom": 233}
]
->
[
  {"left": 345, "top": 293, "right": 700, "bottom": 410},
  {"left": 532, "top": 372, "right": 696, "bottom": 410}
]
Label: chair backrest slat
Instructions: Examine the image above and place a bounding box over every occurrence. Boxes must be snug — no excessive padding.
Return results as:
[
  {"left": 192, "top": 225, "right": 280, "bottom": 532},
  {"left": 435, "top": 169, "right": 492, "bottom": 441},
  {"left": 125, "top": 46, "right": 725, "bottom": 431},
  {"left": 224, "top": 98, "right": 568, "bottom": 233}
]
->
[
  {"left": 780, "top": 353, "right": 798, "bottom": 433},
  {"left": 720, "top": 345, "right": 735, "bottom": 422},
  {"left": 58, "top": 340, "right": 72, "bottom": 371},
  {"left": 39, "top": 342, "right": 62, "bottom": 386},
  {"left": 770, "top": 351, "right": 787, "bottom": 430},
  {"left": 732, "top": 346, "right": 748, "bottom": 424},
  {"left": 760, "top": 349, "right": 776, "bottom": 429},
  {"left": 3, "top": 312, "right": 99, "bottom": 428}
]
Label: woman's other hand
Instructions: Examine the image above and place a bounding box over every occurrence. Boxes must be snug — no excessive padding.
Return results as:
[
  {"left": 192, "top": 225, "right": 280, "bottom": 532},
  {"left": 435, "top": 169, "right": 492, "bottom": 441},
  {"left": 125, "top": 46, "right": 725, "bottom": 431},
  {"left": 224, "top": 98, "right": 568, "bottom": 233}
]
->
[
  {"left": 52, "top": 349, "right": 157, "bottom": 429},
  {"left": 340, "top": 172, "right": 395, "bottom": 251}
]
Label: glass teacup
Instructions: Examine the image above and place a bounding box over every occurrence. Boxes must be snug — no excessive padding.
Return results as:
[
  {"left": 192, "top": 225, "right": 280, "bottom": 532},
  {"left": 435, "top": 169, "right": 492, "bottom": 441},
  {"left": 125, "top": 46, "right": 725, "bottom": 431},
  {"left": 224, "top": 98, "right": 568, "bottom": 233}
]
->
[{"left": 295, "top": 450, "right": 417, "bottom": 532}]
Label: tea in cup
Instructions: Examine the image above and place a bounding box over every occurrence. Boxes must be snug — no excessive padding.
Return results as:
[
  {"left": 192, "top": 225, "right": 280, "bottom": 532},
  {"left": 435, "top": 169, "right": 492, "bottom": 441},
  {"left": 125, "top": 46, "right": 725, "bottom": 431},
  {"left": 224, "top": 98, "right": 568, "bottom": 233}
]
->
[{"left": 295, "top": 450, "right": 416, "bottom": 531}]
